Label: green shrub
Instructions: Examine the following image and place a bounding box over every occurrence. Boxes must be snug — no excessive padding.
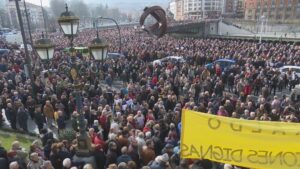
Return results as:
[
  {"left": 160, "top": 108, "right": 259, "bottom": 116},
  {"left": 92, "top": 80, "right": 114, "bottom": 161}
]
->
[{"left": 58, "top": 129, "right": 76, "bottom": 143}]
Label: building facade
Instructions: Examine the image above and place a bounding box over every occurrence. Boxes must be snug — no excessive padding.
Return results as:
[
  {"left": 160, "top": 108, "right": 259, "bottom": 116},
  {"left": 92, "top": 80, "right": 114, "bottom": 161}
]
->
[
  {"left": 183, "top": 0, "right": 203, "bottom": 19},
  {"left": 236, "top": 0, "right": 245, "bottom": 17},
  {"left": 6, "top": 0, "right": 44, "bottom": 31},
  {"left": 184, "top": 0, "right": 223, "bottom": 19},
  {"left": 169, "top": 0, "right": 185, "bottom": 21},
  {"left": 169, "top": 0, "right": 223, "bottom": 20},
  {"left": 224, "top": 0, "right": 235, "bottom": 14},
  {"left": 244, "top": 0, "right": 299, "bottom": 21}
]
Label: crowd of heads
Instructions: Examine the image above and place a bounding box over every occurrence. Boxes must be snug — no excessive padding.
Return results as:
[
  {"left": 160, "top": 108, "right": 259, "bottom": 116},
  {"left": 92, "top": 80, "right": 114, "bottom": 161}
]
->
[{"left": 0, "top": 26, "right": 300, "bottom": 169}]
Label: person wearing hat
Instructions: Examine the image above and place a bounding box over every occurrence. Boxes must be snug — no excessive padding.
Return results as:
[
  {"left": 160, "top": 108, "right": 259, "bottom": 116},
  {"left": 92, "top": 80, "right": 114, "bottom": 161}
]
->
[
  {"left": 148, "top": 153, "right": 170, "bottom": 169},
  {"left": 27, "top": 152, "right": 44, "bottom": 169}
]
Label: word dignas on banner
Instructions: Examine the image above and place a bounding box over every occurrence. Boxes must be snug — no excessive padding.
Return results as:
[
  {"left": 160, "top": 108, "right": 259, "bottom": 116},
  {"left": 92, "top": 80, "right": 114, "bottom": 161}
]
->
[{"left": 181, "top": 144, "right": 300, "bottom": 168}]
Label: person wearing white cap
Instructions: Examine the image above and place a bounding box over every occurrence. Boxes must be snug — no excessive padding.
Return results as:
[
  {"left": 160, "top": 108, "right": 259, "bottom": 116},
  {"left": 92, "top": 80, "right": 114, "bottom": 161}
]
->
[
  {"left": 63, "top": 158, "right": 71, "bottom": 169},
  {"left": 148, "top": 153, "right": 169, "bottom": 169}
]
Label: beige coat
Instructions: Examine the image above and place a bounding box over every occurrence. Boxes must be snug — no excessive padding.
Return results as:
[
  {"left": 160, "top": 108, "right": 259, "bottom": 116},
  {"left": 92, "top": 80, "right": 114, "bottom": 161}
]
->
[{"left": 43, "top": 104, "right": 54, "bottom": 118}]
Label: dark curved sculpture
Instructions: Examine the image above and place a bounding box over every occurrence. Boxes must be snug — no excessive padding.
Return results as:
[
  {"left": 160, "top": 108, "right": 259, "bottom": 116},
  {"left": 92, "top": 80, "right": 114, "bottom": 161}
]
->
[{"left": 140, "top": 6, "right": 167, "bottom": 38}]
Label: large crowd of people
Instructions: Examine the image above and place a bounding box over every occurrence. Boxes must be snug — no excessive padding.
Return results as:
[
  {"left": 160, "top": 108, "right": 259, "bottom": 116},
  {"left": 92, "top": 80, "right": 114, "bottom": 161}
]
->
[{"left": 0, "top": 26, "right": 300, "bottom": 169}]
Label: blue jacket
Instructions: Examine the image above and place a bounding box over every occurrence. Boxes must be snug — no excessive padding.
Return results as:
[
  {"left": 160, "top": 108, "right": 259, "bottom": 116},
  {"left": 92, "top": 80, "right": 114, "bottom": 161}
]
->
[{"left": 116, "top": 154, "right": 132, "bottom": 164}]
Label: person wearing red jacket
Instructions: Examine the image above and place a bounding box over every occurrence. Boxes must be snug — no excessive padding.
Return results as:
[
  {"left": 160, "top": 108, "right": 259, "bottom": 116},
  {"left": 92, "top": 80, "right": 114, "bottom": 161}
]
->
[
  {"left": 243, "top": 82, "right": 252, "bottom": 96},
  {"left": 93, "top": 133, "right": 105, "bottom": 150}
]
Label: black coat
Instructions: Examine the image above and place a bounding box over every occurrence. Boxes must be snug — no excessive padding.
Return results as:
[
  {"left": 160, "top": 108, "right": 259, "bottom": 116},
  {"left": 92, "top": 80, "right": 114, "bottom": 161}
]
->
[
  {"left": 105, "top": 150, "right": 117, "bottom": 167},
  {"left": 0, "top": 147, "right": 7, "bottom": 159},
  {"left": 93, "top": 150, "right": 106, "bottom": 169},
  {"left": 34, "top": 111, "right": 45, "bottom": 131},
  {"left": 5, "top": 107, "right": 16, "bottom": 123}
]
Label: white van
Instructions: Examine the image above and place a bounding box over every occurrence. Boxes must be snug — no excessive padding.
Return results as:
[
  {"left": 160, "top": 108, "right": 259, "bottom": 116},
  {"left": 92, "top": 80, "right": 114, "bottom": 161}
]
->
[
  {"left": 152, "top": 56, "right": 185, "bottom": 66},
  {"left": 279, "top": 65, "right": 300, "bottom": 77}
]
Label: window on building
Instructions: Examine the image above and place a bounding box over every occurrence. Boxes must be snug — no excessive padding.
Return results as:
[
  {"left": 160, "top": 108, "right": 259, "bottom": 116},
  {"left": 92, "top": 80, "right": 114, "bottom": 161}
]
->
[
  {"left": 297, "top": 3, "right": 300, "bottom": 18},
  {"left": 277, "top": 15, "right": 281, "bottom": 19},
  {"left": 280, "top": 0, "right": 284, "bottom": 7},
  {"left": 263, "top": 8, "right": 267, "bottom": 12},
  {"left": 271, "top": 0, "right": 275, "bottom": 8}
]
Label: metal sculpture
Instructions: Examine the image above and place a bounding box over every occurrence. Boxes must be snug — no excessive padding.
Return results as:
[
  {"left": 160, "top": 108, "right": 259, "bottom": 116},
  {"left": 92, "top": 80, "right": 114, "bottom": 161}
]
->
[{"left": 140, "top": 6, "right": 167, "bottom": 38}]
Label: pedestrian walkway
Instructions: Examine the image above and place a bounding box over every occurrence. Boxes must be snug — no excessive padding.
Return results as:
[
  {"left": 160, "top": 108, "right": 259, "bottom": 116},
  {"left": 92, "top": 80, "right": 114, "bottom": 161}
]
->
[{"left": 0, "top": 81, "right": 124, "bottom": 138}]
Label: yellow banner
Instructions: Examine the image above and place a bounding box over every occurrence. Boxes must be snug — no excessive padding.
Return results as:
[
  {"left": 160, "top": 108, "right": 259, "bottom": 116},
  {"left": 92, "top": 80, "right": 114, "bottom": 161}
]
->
[{"left": 180, "top": 109, "right": 300, "bottom": 169}]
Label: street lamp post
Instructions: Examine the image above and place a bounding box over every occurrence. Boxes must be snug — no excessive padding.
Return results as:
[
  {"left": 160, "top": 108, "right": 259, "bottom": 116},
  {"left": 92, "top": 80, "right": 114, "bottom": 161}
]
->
[
  {"left": 23, "top": 0, "right": 33, "bottom": 46},
  {"left": 259, "top": 15, "right": 265, "bottom": 44},
  {"left": 57, "top": 4, "right": 93, "bottom": 157},
  {"left": 34, "top": 4, "right": 109, "bottom": 159},
  {"left": 13, "top": 0, "right": 36, "bottom": 99},
  {"left": 98, "top": 16, "right": 122, "bottom": 53},
  {"left": 40, "top": 0, "right": 47, "bottom": 35},
  {"left": 219, "top": 16, "right": 223, "bottom": 36}
]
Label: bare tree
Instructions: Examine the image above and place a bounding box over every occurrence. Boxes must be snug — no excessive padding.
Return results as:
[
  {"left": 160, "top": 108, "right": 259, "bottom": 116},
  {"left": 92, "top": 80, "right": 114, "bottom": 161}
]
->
[
  {"left": 69, "top": 0, "right": 90, "bottom": 19},
  {"left": 49, "top": 0, "right": 66, "bottom": 17}
]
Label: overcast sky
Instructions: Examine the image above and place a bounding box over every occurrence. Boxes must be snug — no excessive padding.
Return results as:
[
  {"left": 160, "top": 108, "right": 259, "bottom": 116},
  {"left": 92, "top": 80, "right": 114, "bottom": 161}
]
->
[
  {"left": 25, "top": 0, "right": 169, "bottom": 8},
  {"left": 26, "top": 0, "right": 49, "bottom": 7},
  {"left": 23, "top": 0, "right": 169, "bottom": 14}
]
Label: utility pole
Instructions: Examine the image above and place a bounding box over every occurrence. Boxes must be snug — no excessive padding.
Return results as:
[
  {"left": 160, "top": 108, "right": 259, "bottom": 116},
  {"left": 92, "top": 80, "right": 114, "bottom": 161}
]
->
[
  {"left": 40, "top": 0, "right": 47, "bottom": 36},
  {"left": 23, "top": 0, "right": 34, "bottom": 46},
  {"left": 13, "top": 0, "right": 36, "bottom": 99}
]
